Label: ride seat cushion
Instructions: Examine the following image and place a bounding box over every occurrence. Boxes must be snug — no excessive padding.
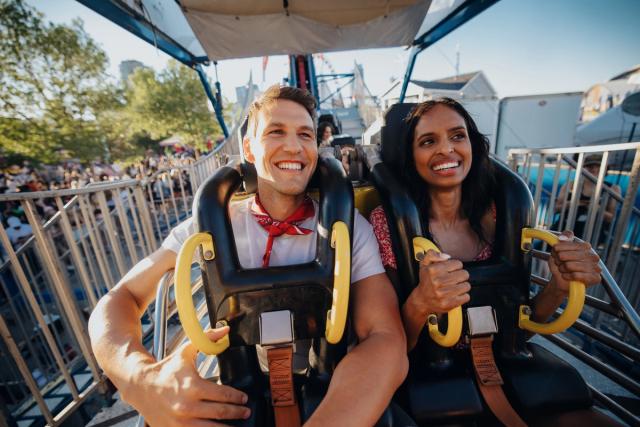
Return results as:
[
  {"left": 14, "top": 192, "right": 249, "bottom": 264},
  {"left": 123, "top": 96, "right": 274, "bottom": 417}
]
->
[{"left": 500, "top": 343, "right": 593, "bottom": 415}]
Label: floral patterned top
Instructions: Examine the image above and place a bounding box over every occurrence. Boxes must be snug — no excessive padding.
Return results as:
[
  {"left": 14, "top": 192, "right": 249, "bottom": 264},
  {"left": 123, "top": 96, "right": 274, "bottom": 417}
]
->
[{"left": 368, "top": 205, "right": 495, "bottom": 269}]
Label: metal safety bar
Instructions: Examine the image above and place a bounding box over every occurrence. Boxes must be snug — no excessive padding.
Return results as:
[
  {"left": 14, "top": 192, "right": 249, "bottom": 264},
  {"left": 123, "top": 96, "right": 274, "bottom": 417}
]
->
[
  {"left": 508, "top": 142, "right": 640, "bottom": 320},
  {"left": 527, "top": 239, "right": 640, "bottom": 425}
]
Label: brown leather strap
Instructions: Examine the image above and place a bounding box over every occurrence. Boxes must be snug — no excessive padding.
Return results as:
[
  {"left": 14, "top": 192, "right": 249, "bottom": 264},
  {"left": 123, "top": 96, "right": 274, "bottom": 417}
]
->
[
  {"left": 267, "top": 346, "right": 301, "bottom": 427},
  {"left": 470, "top": 337, "right": 528, "bottom": 427}
]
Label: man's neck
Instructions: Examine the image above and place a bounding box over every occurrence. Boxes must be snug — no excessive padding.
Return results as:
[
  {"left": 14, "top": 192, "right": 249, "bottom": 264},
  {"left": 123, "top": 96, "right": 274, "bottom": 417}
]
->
[{"left": 256, "top": 185, "right": 306, "bottom": 221}]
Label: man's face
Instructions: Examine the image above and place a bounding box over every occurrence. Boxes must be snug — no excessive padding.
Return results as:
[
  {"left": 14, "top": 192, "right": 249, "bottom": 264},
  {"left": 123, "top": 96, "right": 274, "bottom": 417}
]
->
[{"left": 243, "top": 99, "right": 317, "bottom": 197}]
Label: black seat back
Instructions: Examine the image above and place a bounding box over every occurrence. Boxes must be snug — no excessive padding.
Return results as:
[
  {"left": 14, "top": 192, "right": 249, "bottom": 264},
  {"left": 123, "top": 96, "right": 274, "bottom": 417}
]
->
[{"left": 370, "top": 103, "right": 592, "bottom": 423}]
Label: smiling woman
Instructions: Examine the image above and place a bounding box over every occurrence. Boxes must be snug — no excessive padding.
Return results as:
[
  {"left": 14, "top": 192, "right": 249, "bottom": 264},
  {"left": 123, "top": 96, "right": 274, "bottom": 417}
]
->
[{"left": 369, "top": 97, "right": 604, "bottom": 351}]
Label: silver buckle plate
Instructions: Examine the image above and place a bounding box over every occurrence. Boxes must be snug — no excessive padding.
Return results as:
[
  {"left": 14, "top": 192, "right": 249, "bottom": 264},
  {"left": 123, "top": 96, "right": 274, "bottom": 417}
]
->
[
  {"left": 467, "top": 306, "right": 498, "bottom": 337},
  {"left": 259, "top": 310, "right": 294, "bottom": 346}
]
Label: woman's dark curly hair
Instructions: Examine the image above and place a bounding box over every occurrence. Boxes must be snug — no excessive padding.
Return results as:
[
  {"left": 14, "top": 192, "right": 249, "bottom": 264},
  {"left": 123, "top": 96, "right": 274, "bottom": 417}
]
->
[
  {"left": 317, "top": 121, "right": 335, "bottom": 145},
  {"left": 402, "top": 98, "right": 495, "bottom": 245}
]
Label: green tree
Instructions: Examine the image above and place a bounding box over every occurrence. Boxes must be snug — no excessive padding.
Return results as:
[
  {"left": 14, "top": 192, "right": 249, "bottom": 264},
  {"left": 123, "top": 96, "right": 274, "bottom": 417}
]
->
[
  {"left": 124, "top": 61, "right": 222, "bottom": 151},
  {"left": 0, "top": 0, "right": 118, "bottom": 164}
]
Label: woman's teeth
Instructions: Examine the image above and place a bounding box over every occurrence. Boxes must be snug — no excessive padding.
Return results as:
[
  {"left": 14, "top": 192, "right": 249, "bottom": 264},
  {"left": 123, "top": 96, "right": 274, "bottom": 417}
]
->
[
  {"left": 277, "top": 162, "right": 302, "bottom": 170},
  {"left": 432, "top": 161, "right": 459, "bottom": 171}
]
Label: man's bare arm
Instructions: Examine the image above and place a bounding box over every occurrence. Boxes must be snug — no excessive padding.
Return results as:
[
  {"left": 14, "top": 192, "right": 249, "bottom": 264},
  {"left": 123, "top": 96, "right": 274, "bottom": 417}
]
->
[
  {"left": 88, "top": 248, "right": 249, "bottom": 426},
  {"left": 88, "top": 248, "right": 177, "bottom": 394},
  {"left": 306, "top": 273, "right": 408, "bottom": 426}
]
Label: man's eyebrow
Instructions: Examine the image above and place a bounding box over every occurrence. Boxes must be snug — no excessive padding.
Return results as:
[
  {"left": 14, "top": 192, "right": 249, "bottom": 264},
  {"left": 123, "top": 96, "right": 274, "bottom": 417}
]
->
[
  {"left": 264, "top": 123, "right": 314, "bottom": 132},
  {"left": 264, "top": 122, "right": 286, "bottom": 129}
]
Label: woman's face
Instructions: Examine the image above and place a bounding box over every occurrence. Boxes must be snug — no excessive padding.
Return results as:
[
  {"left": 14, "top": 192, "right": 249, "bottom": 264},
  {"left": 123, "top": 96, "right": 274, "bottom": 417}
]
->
[
  {"left": 412, "top": 104, "right": 472, "bottom": 189},
  {"left": 322, "top": 126, "right": 332, "bottom": 141}
]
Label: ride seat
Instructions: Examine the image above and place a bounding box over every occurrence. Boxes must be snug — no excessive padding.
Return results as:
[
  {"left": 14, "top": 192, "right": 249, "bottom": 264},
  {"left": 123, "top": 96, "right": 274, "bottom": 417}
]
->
[
  {"left": 369, "top": 103, "right": 593, "bottom": 425},
  {"left": 180, "top": 142, "right": 414, "bottom": 426}
]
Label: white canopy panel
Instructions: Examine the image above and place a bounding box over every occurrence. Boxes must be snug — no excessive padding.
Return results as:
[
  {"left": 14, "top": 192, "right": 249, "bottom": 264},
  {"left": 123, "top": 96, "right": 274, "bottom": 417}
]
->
[
  {"left": 414, "top": 0, "right": 466, "bottom": 37},
  {"left": 120, "top": 0, "right": 208, "bottom": 58},
  {"left": 180, "top": 0, "right": 432, "bottom": 60}
]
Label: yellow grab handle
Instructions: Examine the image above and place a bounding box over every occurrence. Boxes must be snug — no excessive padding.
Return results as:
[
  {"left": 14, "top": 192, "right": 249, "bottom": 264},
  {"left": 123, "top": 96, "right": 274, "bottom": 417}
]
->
[
  {"left": 325, "top": 221, "right": 351, "bottom": 344},
  {"left": 413, "top": 237, "right": 463, "bottom": 348},
  {"left": 175, "top": 232, "right": 229, "bottom": 355},
  {"left": 518, "top": 228, "right": 586, "bottom": 335}
]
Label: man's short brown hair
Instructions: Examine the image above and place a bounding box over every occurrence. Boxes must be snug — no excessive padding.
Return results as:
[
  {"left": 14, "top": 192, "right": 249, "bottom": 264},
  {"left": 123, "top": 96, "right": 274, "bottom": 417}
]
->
[{"left": 246, "top": 85, "right": 317, "bottom": 137}]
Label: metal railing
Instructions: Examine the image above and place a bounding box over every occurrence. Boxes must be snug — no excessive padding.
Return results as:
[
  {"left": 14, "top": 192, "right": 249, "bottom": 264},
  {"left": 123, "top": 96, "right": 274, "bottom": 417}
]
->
[
  {"left": 528, "top": 245, "right": 640, "bottom": 425},
  {"left": 0, "top": 153, "right": 226, "bottom": 426},
  {"left": 507, "top": 142, "right": 640, "bottom": 314}
]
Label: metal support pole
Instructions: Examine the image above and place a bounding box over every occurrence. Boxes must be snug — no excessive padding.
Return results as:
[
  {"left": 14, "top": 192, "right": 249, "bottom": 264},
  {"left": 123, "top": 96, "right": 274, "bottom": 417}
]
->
[
  {"left": 399, "top": 46, "right": 421, "bottom": 104},
  {"left": 584, "top": 152, "right": 610, "bottom": 244},
  {"left": 0, "top": 314, "right": 55, "bottom": 425},
  {"left": 22, "top": 200, "right": 102, "bottom": 381},
  {"left": 194, "top": 64, "right": 229, "bottom": 138},
  {"left": 134, "top": 186, "right": 158, "bottom": 251},
  {"left": 55, "top": 197, "right": 98, "bottom": 308},
  {"left": 533, "top": 154, "right": 545, "bottom": 226},
  {"left": 96, "top": 192, "right": 127, "bottom": 277},
  {"left": 566, "top": 153, "right": 585, "bottom": 233},
  {"left": 606, "top": 148, "right": 640, "bottom": 271},
  {"left": 307, "top": 54, "right": 320, "bottom": 106}
]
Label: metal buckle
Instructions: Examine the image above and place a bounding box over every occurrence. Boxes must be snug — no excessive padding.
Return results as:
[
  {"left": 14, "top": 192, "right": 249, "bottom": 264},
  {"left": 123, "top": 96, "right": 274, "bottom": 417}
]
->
[
  {"left": 467, "top": 306, "right": 498, "bottom": 337},
  {"left": 259, "top": 310, "right": 294, "bottom": 346}
]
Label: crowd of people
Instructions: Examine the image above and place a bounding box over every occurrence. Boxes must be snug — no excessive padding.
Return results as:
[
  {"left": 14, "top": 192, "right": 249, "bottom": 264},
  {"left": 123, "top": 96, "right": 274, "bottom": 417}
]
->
[{"left": 0, "top": 150, "right": 198, "bottom": 248}]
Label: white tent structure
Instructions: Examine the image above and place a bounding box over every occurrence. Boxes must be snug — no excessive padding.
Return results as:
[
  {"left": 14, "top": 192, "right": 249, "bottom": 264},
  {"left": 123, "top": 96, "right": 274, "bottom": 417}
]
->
[{"left": 78, "top": 0, "right": 495, "bottom": 63}]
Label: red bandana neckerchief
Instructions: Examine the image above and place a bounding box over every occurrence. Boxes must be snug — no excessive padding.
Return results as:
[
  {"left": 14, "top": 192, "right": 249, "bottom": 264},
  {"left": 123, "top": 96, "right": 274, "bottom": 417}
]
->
[{"left": 250, "top": 195, "right": 315, "bottom": 267}]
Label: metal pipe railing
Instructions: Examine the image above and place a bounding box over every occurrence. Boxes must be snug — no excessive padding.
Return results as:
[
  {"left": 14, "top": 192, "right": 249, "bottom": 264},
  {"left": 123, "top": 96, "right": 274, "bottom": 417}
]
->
[
  {"left": 0, "top": 157, "right": 216, "bottom": 425},
  {"left": 527, "top": 239, "right": 640, "bottom": 424},
  {"left": 509, "top": 142, "right": 640, "bottom": 320}
]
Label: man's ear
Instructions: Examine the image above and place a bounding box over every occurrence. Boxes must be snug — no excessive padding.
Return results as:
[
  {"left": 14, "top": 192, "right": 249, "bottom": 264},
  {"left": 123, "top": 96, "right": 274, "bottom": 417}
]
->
[{"left": 242, "top": 137, "right": 255, "bottom": 163}]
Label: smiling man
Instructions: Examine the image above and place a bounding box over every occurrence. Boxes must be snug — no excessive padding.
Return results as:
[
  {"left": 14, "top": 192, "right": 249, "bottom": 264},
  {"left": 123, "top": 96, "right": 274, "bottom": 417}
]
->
[{"left": 88, "top": 85, "right": 408, "bottom": 427}]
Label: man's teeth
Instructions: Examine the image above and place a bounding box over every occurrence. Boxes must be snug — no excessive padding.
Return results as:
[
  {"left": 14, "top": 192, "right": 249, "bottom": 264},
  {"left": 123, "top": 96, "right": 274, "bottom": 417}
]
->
[
  {"left": 433, "top": 161, "right": 459, "bottom": 171},
  {"left": 277, "top": 162, "right": 302, "bottom": 170}
]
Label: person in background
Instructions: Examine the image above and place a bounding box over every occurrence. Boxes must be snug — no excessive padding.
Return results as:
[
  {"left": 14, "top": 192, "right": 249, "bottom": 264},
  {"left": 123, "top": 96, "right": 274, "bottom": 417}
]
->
[
  {"left": 554, "top": 153, "right": 621, "bottom": 244},
  {"left": 317, "top": 121, "right": 334, "bottom": 147},
  {"left": 5, "top": 216, "right": 33, "bottom": 247}
]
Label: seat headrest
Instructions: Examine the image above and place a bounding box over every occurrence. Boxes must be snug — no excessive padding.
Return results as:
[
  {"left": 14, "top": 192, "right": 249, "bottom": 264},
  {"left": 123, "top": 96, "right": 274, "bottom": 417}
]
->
[
  {"left": 380, "top": 103, "right": 417, "bottom": 174},
  {"left": 331, "top": 134, "right": 355, "bottom": 147}
]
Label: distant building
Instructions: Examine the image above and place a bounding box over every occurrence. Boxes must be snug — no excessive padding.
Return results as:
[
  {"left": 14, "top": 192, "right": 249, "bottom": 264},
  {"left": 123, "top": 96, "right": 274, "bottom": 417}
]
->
[
  {"left": 119, "top": 60, "right": 148, "bottom": 83},
  {"left": 380, "top": 71, "right": 497, "bottom": 109},
  {"left": 379, "top": 71, "right": 500, "bottom": 151},
  {"left": 235, "top": 83, "right": 260, "bottom": 106},
  {"left": 575, "top": 65, "right": 640, "bottom": 147},
  {"left": 578, "top": 65, "right": 640, "bottom": 123}
]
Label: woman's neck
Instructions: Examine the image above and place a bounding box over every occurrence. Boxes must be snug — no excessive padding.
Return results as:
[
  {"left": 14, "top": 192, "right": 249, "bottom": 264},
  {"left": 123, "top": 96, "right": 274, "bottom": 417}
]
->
[{"left": 428, "top": 186, "right": 463, "bottom": 228}]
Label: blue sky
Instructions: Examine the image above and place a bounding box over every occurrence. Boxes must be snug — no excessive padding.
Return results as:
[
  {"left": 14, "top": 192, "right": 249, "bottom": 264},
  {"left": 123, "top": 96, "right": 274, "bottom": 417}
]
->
[{"left": 28, "top": 0, "right": 639, "bottom": 102}]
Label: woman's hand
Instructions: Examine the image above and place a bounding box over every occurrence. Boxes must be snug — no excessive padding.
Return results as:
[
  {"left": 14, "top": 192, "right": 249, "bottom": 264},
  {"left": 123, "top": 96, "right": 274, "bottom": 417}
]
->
[
  {"left": 413, "top": 250, "right": 471, "bottom": 315},
  {"left": 547, "top": 230, "right": 602, "bottom": 296}
]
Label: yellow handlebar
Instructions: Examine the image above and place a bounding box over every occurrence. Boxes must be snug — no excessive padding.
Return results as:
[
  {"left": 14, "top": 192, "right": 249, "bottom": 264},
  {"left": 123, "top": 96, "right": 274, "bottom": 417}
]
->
[
  {"left": 175, "top": 232, "right": 229, "bottom": 355},
  {"left": 325, "top": 221, "right": 351, "bottom": 344},
  {"left": 413, "top": 237, "right": 463, "bottom": 348},
  {"left": 518, "top": 228, "right": 586, "bottom": 335}
]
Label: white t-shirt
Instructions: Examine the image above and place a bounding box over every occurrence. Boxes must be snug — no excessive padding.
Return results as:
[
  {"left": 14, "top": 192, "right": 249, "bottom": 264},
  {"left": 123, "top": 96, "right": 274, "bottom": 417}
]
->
[
  {"left": 162, "top": 197, "right": 384, "bottom": 284},
  {"left": 162, "top": 196, "right": 385, "bottom": 372}
]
